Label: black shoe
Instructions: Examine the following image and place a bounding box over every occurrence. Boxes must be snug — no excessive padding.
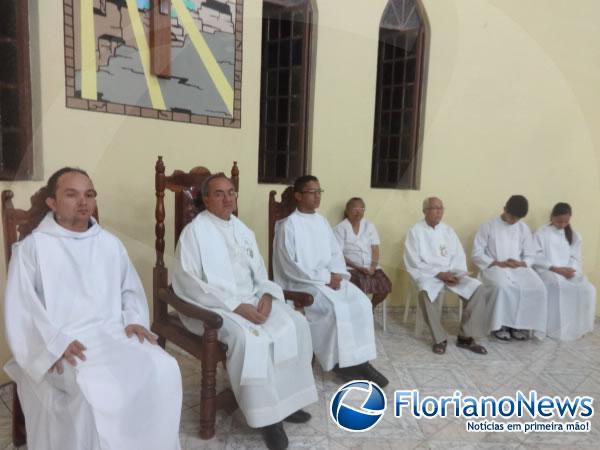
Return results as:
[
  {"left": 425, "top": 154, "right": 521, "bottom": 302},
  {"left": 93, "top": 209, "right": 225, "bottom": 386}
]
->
[
  {"left": 332, "top": 364, "right": 362, "bottom": 382},
  {"left": 284, "top": 409, "right": 311, "bottom": 424},
  {"left": 359, "top": 363, "right": 389, "bottom": 388},
  {"left": 261, "top": 422, "right": 288, "bottom": 450}
]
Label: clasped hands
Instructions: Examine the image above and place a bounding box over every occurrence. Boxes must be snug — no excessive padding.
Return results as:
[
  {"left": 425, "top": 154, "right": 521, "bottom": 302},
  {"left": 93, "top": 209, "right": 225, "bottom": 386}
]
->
[
  {"left": 550, "top": 266, "right": 576, "bottom": 279},
  {"left": 48, "top": 324, "right": 157, "bottom": 374},
  {"left": 436, "top": 271, "right": 460, "bottom": 286},
  {"left": 327, "top": 273, "right": 343, "bottom": 290},
  {"left": 355, "top": 264, "right": 377, "bottom": 276},
  {"left": 491, "top": 259, "right": 526, "bottom": 269},
  {"left": 233, "top": 293, "right": 272, "bottom": 324}
]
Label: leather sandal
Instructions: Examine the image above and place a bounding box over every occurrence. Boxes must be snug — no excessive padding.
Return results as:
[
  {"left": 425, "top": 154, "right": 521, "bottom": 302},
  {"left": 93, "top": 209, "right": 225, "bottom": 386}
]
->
[
  {"left": 432, "top": 340, "right": 447, "bottom": 354},
  {"left": 457, "top": 336, "right": 488, "bottom": 354}
]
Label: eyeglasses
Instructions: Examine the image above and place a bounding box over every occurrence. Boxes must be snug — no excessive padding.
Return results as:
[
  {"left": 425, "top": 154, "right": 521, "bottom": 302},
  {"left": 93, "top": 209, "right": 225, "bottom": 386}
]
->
[
  {"left": 301, "top": 189, "right": 324, "bottom": 195},
  {"left": 211, "top": 190, "right": 238, "bottom": 200},
  {"left": 350, "top": 207, "right": 365, "bottom": 212},
  {"left": 425, "top": 206, "right": 444, "bottom": 211}
]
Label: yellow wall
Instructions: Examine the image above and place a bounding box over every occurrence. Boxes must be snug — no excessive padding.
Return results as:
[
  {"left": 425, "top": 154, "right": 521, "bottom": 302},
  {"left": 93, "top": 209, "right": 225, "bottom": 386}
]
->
[{"left": 1, "top": 0, "right": 599, "bottom": 383}]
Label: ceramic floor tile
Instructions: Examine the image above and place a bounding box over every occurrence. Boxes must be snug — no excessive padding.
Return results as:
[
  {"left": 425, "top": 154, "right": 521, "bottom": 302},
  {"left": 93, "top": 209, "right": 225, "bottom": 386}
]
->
[{"left": 0, "top": 308, "right": 597, "bottom": 449}]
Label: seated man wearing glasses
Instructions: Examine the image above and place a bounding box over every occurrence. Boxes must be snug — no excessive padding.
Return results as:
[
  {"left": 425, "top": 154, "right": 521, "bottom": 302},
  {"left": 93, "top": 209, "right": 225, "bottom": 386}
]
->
[
  {"left": 404, "top": 197, "right": 488, "bottom": 355},
  {"left": 273, "top": 175, "right": 388, "bottom": 387},
  {"left": 172, "top": 174, "right": 317, "bottom": 450}
]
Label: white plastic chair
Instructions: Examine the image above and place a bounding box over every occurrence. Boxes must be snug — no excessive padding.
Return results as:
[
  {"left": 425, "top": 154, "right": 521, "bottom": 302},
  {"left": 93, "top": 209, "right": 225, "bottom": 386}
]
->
[{"left": 380, "top": 297, "right": 387, "bottom": 333}]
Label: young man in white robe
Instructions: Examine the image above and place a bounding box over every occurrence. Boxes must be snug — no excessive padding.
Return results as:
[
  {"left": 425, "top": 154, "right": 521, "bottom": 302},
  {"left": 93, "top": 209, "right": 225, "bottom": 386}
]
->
[
  {"left": 533, "top": 202, "right": 596, "bottom": 340},
  {"left": 472, "top": 195, "right": 548, "bottom": 340},
  {"left": 172, "top": 174, "right": 317, "bottom": 450},
  {"left": 4, "top": 168, "right": 182, "bottom": 450},
  {"left": 273, "top": 175, "right": 388, "bottom": 387},
  {"left": 404, "top": 197, "right": 489, "bottom": 355}
]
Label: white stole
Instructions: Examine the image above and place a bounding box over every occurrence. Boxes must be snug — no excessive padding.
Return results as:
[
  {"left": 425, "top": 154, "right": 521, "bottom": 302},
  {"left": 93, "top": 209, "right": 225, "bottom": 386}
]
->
[{"left": 193, "top": 213, "right": 297, "bottom": 385}]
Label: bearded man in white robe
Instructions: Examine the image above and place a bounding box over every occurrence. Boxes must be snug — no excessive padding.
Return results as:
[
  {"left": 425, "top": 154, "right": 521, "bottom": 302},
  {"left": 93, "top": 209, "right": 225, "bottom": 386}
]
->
[
  {"left": 472, "top": 195, "right": 548, "bottom": 340},
  {"left": 404, "top": 197, "right": 489, "bottom": 355},
  {"left": 172, "top": 174, "right": 317, "bottom": 450},
  {"left": 4, "top": 168, "right": 182, "bottom": 450},
  {"left": 273, "top": 175, "right": 388, "bottom": 387}
]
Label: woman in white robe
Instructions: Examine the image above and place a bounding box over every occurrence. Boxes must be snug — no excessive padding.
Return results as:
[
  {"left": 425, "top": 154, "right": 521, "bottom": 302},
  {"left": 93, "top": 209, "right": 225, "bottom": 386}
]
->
[
  {"left": 534, "top": 203, "right": 596, "bottom": 340},
  {"left": 333, "top": 197, "right": 392, "bottom": 308}
]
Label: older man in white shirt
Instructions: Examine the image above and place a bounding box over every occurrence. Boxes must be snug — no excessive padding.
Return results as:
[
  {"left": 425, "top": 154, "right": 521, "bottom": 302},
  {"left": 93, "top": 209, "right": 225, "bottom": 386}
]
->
[
  {"left": 404, "top": 197, "right": 489, "bottom": 355},
  {"left": 4, "top": 168, "right": 182, "bottom": 450},
  {"left": 172, "top": 174, "right": 317, "bottom": 450},
  {"left": 472, "top": 195, "right": 548, "bottom": 341},
  {"left": 273, "top": 175, "right": 388, "bottom": 387}
]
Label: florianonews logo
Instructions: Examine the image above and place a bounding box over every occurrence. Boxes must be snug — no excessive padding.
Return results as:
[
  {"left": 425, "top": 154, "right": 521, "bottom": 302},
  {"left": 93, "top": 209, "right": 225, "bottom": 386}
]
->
[{"left": 330, "top": 380, "right": 387, "bottom": 432}]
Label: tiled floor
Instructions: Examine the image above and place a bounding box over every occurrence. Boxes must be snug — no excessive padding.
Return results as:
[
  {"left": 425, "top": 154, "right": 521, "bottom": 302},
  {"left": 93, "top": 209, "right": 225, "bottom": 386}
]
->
[{"left": 1, "top": 306, "right": 599, "bottom": 449}]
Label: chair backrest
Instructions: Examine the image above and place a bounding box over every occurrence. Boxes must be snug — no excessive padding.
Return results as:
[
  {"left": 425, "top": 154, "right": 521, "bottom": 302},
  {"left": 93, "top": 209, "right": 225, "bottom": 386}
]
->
[
  {"left": 2, "top": 188, "right": 99, "bottom": 268},
  {"left": 267, "top": 186, "right": 296, "bottom": 279},
  {"left": 153, "top": 156, "right": 239, "bottom": 318}
]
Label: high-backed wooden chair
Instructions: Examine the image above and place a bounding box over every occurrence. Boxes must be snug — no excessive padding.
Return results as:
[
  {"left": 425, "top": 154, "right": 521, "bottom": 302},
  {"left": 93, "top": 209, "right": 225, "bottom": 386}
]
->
[
  {"left": 268, "top": 187, "right": 296, "bottom": 280},
  {"left": 267, "top": 186, "right": 316, "bottom": 311},
  {"left": 1, "top": 187, "right": 99, "bottom": 447},
  {"left": 151, "top": 156, "right": 238, "bottom": 440}
]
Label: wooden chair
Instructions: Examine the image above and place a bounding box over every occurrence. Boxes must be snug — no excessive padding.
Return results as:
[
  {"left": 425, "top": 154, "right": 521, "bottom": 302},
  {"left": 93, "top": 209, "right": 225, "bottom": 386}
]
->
[
  {"left": 1, "top": 187, "right": 99, "bottom": 447},
  {"left": 151, "top": 156, "right": 241, "bottom": 440},
  {"left": 267, "top": 186, "right": 315, "bottom": 310}
]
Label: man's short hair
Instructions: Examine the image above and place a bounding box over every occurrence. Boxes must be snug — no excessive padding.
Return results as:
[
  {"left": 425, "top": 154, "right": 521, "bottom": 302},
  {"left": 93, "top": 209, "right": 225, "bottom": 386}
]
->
[
  {"left": 46, "top": 167, "right": 90, "bottom": 198},
  {"left": 293, "top": 175, "right": 319, "bottom": 193},
  {"left": 422, "top": 197, "right": 432, "bottom": 211},
  {"left": 505, "top": 195, "right": 529, "bottom": 218},
  {"left": 200, "top": 173, "right": 230, "bottom": 197}
]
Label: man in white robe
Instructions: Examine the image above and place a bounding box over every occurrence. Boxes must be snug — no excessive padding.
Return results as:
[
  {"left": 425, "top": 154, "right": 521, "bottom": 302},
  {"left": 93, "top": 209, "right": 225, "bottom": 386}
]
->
[
  {"left": 472, "top": 195, "right": 548, "bottom": 340},
  {"left": 172, "top": 174, "right": 317, "bottom": 450},
  {"left": 533, "top": 203, "right": 596, "bottom": 340},
  {"left": 404, "top": 197, "right": 489, "bottom": 355},
  {"left": 4, "top": 168, "right": 182, "bottom": 450},
  {"left": 273, "top": 175, "right": 388, "bottom": 387}
]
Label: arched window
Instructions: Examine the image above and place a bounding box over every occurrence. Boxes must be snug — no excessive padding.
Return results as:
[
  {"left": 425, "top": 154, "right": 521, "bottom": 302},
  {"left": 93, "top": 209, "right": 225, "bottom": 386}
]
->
[
  {"left": 258, "top": 0, "right": 312, "bottom": 184},
  {"left": 371, "top": 0, "right": 428, "bottom": 189},
  {"left": 0, "top": 0, "right": 33, "bottom": 180}
]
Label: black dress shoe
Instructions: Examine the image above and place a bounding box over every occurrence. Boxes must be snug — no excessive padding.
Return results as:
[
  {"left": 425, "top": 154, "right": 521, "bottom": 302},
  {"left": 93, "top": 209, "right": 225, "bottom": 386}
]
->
[
  {"left": 359, "top": 363, "right": 389, "bottom": 388},
  {"left": 261, "top": 421, "right": 288, "bottom": 450},
  {"left": 284, "top": 409, "right": 311, "bottom": 423},
  {"left": 332, "top": 364, "right": 362, "bottom": 382}
]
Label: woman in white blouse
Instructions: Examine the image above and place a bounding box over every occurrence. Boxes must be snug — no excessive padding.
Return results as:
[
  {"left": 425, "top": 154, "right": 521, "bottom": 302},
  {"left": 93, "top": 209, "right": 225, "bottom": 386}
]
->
[
  {"left": 333, "top": 198, "right": 392, "bottom": 308},
  {"left": 534, "top": 203, "right": 596, "bottom": 340}
]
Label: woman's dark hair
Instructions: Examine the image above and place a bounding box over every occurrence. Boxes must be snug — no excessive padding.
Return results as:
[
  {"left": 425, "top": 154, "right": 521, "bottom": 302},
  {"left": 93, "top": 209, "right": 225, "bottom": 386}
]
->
[
  {"left": 551, "top": 202, "right": 573, "bottom": 245},
  {"left": 344, "top": 197, "right": 364, "bottom": 219},
  {"left": 46, "top": 167, "right": 90, "bottom": 198}
]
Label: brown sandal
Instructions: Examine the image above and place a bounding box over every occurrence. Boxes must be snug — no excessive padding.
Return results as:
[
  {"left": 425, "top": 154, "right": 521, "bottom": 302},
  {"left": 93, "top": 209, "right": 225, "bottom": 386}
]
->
[
  {"left": 432, "top": 340, "right": 447, "bottom": 354},
  {"left": 457, "top": 337, "right": 487, "bottom": 355}
]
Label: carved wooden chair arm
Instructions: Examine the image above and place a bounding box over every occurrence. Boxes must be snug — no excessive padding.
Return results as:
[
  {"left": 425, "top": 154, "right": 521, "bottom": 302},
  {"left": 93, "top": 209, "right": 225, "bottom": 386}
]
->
[
  {"left": 157, "top": 287, "right": 223, "bottom": 329},
  {"left": 283, "top": 290, "right": 314, "bottom": 309}
]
